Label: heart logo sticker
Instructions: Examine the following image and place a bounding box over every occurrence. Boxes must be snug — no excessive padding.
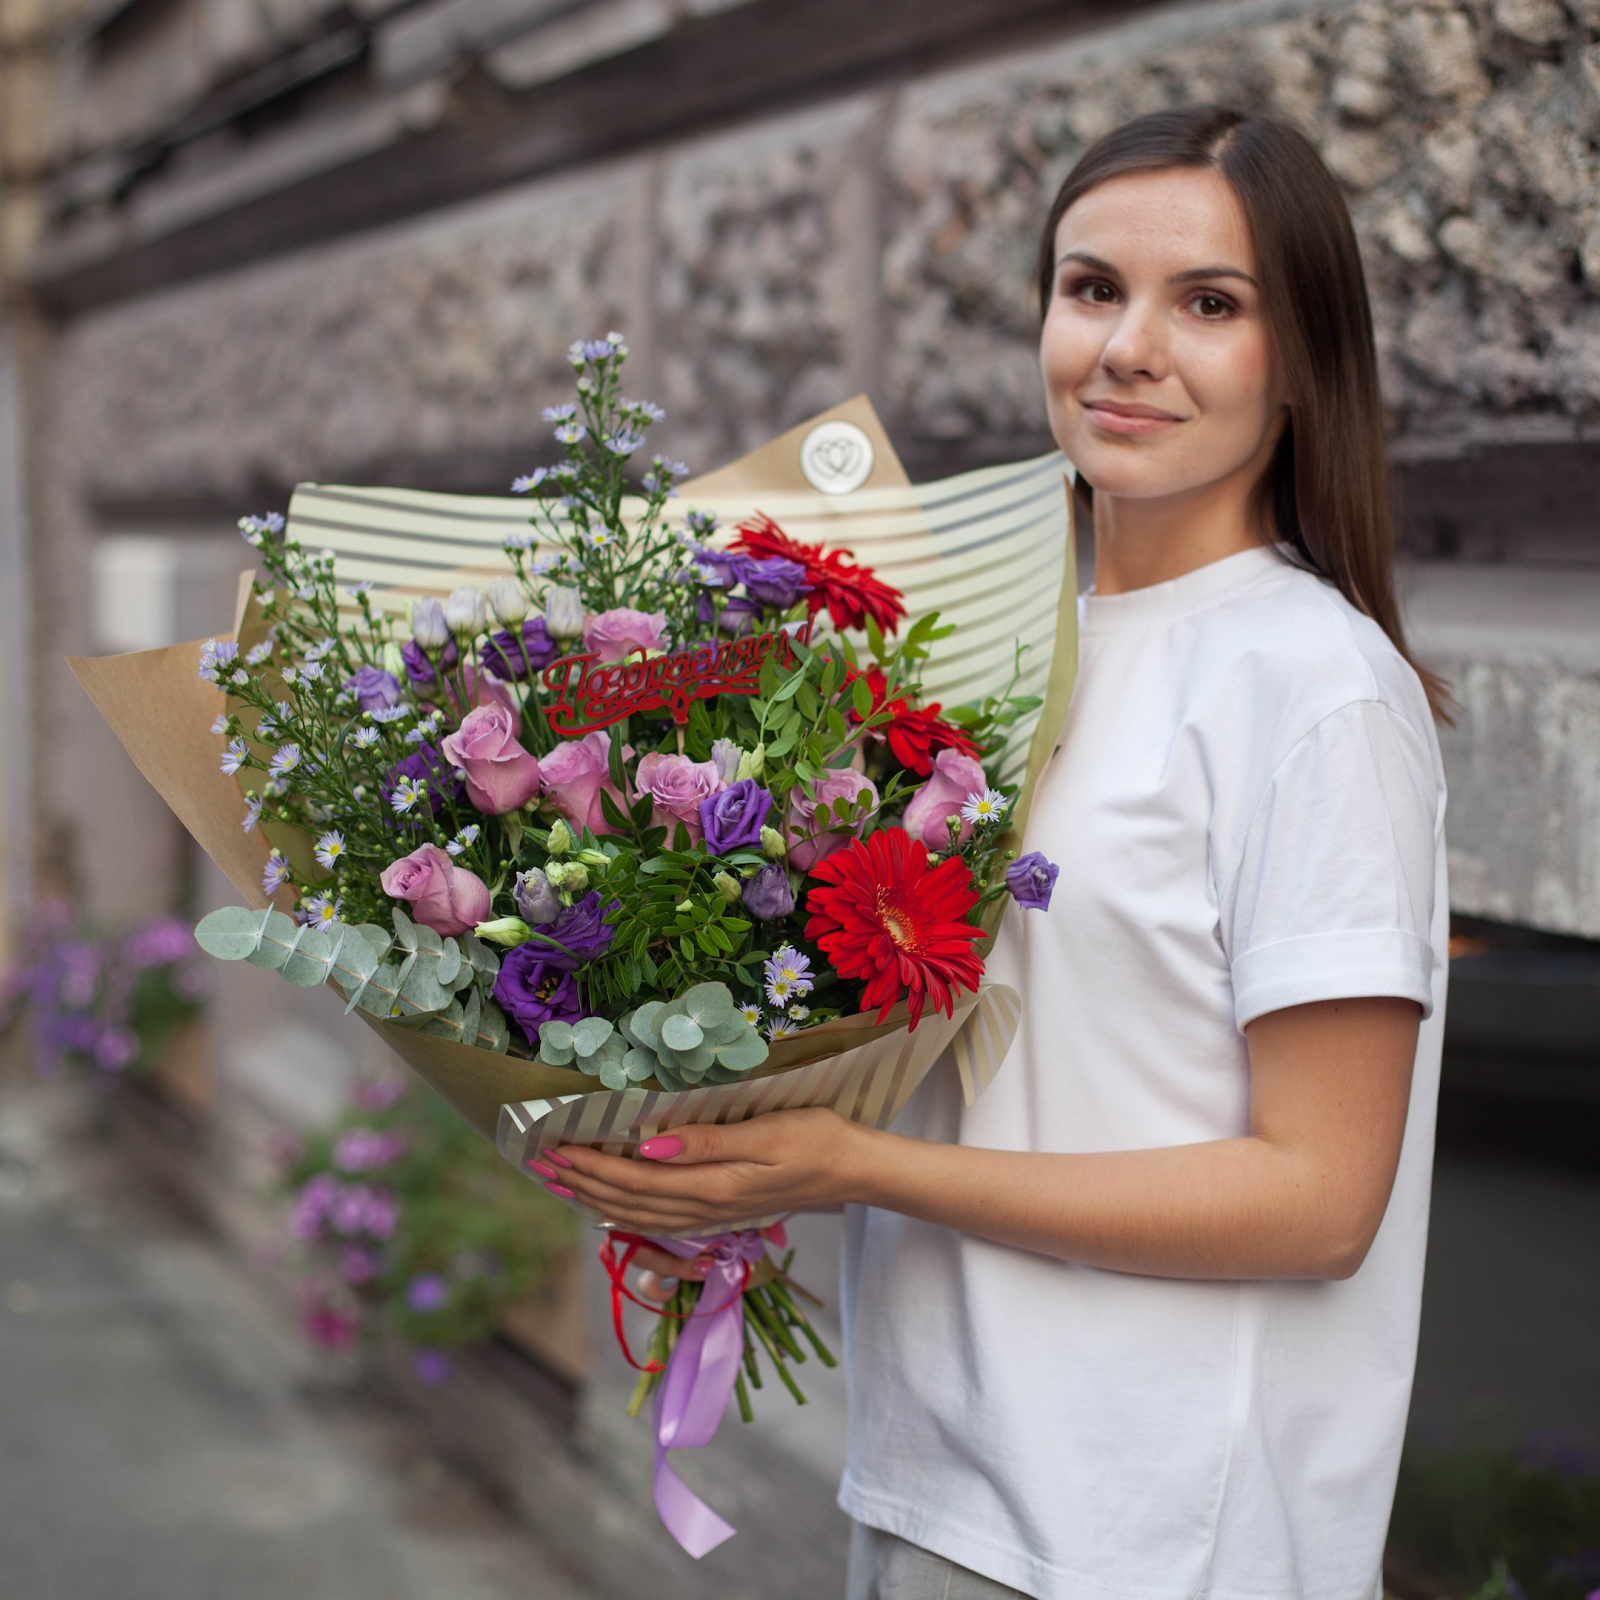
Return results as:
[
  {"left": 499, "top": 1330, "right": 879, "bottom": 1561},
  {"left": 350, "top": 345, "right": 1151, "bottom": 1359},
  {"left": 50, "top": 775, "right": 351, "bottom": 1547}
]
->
[{"left": 798, "top": 420, "right": 875, "bottom": 495}]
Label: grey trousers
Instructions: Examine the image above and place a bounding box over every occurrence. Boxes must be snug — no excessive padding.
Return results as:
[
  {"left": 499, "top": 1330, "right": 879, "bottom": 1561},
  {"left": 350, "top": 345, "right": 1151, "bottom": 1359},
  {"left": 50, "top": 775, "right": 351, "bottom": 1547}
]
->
[{"left": 846, "top": 1524, "right": 1030, "bottom": 1600}]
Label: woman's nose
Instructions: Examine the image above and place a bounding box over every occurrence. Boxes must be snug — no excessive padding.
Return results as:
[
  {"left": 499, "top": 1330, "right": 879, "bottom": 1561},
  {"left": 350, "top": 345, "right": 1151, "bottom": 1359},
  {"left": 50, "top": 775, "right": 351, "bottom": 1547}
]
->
[{"left": 1099, "top": 300, "right": 1166, "bottom": 383}]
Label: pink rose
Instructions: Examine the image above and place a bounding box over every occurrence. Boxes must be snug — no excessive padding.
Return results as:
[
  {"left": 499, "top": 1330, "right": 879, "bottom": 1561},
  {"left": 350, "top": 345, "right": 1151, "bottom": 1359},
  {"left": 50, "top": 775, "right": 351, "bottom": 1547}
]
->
[
  {"left": 583, "top": 607, "right": 669, "bottom": 664},
  {"left": 786, "top": 768, "right": 878, "bottom": 871},
  {"left": 635, "top": 752, "right": 724, "bottom": 847},
  {"left": 540, "top": 731, "right": 630, "bottom": 836},
  {"left": 379, "top": 843, "right": 491, "bottom": 936},
  {"left": 440, "top": 704, "right": 541, "bottom": 814},
  {"left": 903, "top": 748, "right": 988, "bottom": 850}
]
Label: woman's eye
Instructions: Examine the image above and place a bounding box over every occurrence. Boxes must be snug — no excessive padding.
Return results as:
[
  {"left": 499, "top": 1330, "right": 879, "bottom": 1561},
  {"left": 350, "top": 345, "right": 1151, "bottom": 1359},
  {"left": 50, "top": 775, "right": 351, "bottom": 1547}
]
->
[
  {"left": 1189, "top": 291, "right": 1236, "bottom": 320},
  {"left": 1067, "top": 278, "right": 1119, "bottom": 306}
]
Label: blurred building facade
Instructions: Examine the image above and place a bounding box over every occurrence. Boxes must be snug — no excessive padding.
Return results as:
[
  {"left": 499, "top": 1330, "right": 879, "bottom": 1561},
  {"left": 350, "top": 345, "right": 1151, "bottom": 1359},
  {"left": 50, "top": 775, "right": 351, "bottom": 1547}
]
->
[
  {"left": 0, "top": 0, "right": 1597, "bottom": 949},
  {"left": 0, "top": 0, "right": 1597, "bottom": 1505}
]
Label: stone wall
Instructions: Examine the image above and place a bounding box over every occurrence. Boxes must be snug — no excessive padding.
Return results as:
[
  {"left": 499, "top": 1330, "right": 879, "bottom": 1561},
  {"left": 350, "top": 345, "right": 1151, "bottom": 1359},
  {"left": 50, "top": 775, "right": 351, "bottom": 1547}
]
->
[{"left": 30, "top": 0, "right": 1600, "bottom": 932}]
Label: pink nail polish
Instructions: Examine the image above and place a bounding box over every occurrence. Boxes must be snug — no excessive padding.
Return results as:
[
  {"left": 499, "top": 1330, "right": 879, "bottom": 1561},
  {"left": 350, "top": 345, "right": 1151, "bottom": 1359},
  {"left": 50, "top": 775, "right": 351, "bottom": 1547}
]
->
[
  {"left": 638, "top": 1134, "right": 683, "bottom": 1161},
  {"left": 526, "top": 1160, "right": 556, "bottom": 1180},
  {"left": 544, "top": 1181, "right": 576, "bottom": 1199},
  {"left": 543, "top": 1148, "right": 573, "bottom": 1168}
]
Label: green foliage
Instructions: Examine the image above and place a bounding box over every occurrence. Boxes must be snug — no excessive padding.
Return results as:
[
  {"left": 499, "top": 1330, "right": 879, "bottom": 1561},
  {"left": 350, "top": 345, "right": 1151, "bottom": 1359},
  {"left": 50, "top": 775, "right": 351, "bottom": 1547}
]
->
[{"left": 1388, "top": 1438, "right": 1600, "bottom": 1599}]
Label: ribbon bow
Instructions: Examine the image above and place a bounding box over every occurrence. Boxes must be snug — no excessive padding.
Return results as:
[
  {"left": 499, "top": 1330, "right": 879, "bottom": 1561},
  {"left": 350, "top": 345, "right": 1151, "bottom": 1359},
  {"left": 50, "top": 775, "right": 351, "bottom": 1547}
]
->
[{"left": 601, "top": 1228, "right": 768, "bottom": 1557}]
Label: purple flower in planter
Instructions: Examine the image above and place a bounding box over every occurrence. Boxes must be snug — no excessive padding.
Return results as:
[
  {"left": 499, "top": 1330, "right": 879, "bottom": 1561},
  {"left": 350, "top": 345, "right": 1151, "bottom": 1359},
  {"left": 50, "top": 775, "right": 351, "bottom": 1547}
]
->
[
  {"left": 479, "top": 617, "right": 561, "bottom": 681},
  {"left": 123, "top": 918, "right": 192, "bottom": 969},
  {"left": 741, "top": 863, "right": 795, "bottom": 923},
  {"left": 93, "top": 1028, "right": 139, "bottom": 1073},
  {"left": 700, "top": 779, "right": 772, "bottom": 856},
  {"left": 493, "top": 946, "right": 586, "bottom": 1044},
  {"left": 405, "top": 1273, "right": 450, "bottom": 1314},
  {"left": 333, "top": 1127, "right": 407, "bottom": 1173},
  {"left": 412, "top": 1348, "right": 452, "bottom": 1386},
  {"left": 340, "top": 1246, "right": 379, "bottom": 1285},
  {"left": 289, "top": 1173, "right": 341, "bottom": 1240},
  {"left": 541, "top": 892, "right": 617, "bottom": 968},
  {"left": 343, "top": 666, "right": 403, "bottom": 712},
  {"left": 1005, "top": 851, "right": 1059, "bottom": 912}
]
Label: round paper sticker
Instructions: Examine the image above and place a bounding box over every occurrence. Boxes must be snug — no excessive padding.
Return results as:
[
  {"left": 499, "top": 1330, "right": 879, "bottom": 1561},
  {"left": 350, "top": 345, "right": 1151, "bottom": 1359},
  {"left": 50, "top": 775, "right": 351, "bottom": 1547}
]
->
[{"left": 798, "top": 420, "right": 875, "bottom": 495}]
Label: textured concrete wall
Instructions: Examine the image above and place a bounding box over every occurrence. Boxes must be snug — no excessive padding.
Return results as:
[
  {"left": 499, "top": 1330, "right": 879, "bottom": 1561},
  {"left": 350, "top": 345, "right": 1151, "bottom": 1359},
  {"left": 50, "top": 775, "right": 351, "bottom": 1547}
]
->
[{"left": 33, "top": 0, "right": 1600, "bottom": 931}]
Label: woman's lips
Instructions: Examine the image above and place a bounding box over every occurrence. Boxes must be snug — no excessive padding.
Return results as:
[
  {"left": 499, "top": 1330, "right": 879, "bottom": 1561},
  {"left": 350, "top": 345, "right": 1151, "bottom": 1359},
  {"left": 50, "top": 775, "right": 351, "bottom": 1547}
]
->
[{"left": 1082, "top": 399, "right": 1184, "bottom": 437}]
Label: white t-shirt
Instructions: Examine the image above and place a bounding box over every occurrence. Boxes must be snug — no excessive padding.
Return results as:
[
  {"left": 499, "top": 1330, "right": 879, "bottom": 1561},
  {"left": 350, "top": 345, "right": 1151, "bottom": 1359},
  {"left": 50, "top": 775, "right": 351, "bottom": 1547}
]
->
[{"left": 838, "top": 545, "right": 1448, "bottom": 1600}]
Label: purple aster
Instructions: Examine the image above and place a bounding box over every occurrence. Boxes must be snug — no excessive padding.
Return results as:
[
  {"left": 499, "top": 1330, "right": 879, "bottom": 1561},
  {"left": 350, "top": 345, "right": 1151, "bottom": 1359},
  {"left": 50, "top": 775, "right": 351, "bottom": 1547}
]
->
[
  {"left": 478, "top": 617, "right": 561, "bottom": 681},
  {"left": 263, "top": 853, "right": 292, "bottom": 895},
  {"left": 381, "top": 743, "right": 466, "bottom": 819}
]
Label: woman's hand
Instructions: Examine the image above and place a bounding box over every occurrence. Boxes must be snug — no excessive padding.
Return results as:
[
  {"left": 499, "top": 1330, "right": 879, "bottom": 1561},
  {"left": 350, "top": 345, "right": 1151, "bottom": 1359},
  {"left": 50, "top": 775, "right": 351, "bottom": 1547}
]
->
[{"left": 543, "top": 1107, "right": 869, "bottom": 1236}]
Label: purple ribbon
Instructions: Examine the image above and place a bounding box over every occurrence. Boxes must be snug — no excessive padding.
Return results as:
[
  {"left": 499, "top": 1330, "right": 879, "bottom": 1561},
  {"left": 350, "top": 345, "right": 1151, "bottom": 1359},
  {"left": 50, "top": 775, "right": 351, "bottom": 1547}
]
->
[{"left": 645, "top": 1229, "right": 767, "bottom": 1557}]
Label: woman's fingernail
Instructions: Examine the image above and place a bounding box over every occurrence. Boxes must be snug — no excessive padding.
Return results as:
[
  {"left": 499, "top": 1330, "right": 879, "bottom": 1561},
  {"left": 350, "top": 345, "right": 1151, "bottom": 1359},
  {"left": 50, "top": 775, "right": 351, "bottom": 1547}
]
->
[
  {"left": 526, "top": 1159, "right": 557, "bottom": 1179},
  {"left": 544, "top": 1148, "right": 573, "bottom": 1168},
  {"left": 638, "top": 1135, "right": 683, "bottom": 1161},
  {"left": 544, "top": 1182, "right": 576, "bottom": 1199}
]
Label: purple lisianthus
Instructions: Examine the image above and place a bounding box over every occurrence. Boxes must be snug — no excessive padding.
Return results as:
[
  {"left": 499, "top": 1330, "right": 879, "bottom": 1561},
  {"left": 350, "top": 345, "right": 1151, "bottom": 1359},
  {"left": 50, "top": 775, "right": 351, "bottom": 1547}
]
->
[
  {"left": 344, "top": 665, "right": 403, "bottom": 712},
  {"left": 542, "top": 891, "right": 617, "bottom": 968},
  {"left": 493, "top": 945, "right": 586, "bottom": 1044},
  {"left": 700, "top": 779, "right": 772, "bottom": 855},
  {"left": 692, "top": 547, "right": 737, "bottom": 588},
  {"left": 741, "top": 863, "right": 795, "bottom": 922},
  {"left": 405, "top": 1273, "right": 450, "bottom": 1314},
  {"left": 697, "top": 590, "right": 760, "bottom": 637},
  {"left": 1005, "top": 851, "right": 1059, "bottom": 911},
  {"left": 479, "top": 617, "right": 560, "bottom": 681},
  {"left": 400, "top": 635, "right": 459, "bottom": 690},
  {"left": 381, "top": 743, "right": 466, "bottom": 818},
  {"left": 730, "top": 554, "right": 810, "bottom": 610}
]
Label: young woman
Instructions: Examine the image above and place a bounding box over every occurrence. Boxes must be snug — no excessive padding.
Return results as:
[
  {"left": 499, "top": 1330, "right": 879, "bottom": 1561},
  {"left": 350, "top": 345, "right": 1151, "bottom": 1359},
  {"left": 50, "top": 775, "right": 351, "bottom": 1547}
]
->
[{"left": 545, "top": 107, "right": 1449, "bottom": 1600}]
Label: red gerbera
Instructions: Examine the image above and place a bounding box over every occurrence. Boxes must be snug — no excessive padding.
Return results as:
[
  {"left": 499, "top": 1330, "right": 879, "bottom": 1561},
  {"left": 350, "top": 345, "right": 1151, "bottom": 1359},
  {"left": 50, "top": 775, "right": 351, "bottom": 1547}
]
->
[
  {"left": 844, "top": 663, "right": 982, "bottom": 777},
  {"left": 733, "top": 514, "right": 907, "bottom": 636},
  {"left": 805, "top": 828, "right": 985, "bottom": 1028}
]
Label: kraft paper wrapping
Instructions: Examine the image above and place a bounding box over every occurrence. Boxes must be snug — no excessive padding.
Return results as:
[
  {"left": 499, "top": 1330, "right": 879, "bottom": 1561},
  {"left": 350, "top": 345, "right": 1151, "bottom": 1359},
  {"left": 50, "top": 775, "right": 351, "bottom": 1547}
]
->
[{"left": 69, "top": 396, "right": 1078, "bottom": 1156}]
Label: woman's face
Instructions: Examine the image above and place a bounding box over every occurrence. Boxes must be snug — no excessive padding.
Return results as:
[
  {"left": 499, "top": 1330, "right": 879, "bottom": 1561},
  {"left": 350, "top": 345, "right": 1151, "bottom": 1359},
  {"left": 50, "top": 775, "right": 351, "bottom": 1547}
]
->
[{"left": 1039, "top": 166, "right": 1287, "bottom": 504}]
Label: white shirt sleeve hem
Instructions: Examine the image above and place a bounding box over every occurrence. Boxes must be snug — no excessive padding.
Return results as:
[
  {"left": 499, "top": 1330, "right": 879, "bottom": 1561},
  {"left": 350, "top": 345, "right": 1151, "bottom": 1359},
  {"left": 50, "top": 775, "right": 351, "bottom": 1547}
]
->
[{"left": 1232, "top": 928, "right": 1435, "bottom": 1030}]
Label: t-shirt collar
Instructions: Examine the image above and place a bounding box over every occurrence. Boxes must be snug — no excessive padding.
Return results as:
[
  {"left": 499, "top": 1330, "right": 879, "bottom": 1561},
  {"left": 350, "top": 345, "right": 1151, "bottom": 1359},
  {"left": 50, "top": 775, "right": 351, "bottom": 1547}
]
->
[{"left": 1082, "top": 543, "right": 1290, "bottom": 633}]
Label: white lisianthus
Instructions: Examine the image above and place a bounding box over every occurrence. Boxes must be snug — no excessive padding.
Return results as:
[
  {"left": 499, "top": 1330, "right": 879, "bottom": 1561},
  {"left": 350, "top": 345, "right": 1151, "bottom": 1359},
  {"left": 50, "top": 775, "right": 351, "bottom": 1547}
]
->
[
  {"left": 487, "top": 577, "right": 528, "bottom": 626},
  {"left": 411, "top": 596, "right": 449, "bottom": 649},
  {"left": 543, "top": 586, "right": 585, "bottom": 641},
  {"left": 444, "top": 585, "right": 487, "bottom": 638}
]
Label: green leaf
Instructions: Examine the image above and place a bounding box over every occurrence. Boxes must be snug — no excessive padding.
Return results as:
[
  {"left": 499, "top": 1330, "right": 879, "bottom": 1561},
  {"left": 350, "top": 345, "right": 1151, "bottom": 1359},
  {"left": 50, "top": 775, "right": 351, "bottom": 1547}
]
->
[
  {"left": 606, "top": 729, "right": 628, "bottom": 795},
  {"left": 600, "top": 788, "right": 633, "bottom": 834},
  {"left": 660, "top": 1014, "right": 704, "bottom": 1052}
]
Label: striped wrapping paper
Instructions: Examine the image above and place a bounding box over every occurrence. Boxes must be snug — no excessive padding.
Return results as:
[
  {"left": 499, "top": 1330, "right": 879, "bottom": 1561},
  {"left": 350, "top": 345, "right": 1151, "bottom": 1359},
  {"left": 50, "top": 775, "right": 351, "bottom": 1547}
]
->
[
  {"left": 496, "top": 983, "right": 1022, "bottom": 1234},
  {"left": 285, "top": 447, "right": 1070, "bottom": 788}
]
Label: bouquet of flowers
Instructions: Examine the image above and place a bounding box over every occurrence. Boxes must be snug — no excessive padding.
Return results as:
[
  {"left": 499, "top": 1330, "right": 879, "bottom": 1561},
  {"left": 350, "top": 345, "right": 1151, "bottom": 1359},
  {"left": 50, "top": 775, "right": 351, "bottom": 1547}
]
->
[{"left": 74, "top": 334, "right": 1078, "bottom": 1556}]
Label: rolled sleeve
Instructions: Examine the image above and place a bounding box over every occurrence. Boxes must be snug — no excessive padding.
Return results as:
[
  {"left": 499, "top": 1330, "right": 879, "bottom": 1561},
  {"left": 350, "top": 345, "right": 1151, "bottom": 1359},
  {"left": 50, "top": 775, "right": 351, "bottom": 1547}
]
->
[{"left": 1220, "top": 700, "right": 1441, "bottom": 1031}]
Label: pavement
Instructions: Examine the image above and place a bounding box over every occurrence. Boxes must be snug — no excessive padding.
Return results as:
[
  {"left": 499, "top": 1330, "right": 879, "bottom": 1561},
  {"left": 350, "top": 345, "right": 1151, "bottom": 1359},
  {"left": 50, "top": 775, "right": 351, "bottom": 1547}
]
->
[{"left": 0, "top": 1080, "right": 600, "bottom": 1600}]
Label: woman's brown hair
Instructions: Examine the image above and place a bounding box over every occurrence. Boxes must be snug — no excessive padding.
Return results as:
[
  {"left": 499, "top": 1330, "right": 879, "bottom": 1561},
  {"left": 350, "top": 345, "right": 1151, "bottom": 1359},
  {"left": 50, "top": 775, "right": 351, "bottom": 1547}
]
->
[{"left": 1037, "top": 106, "right": 1449, "bottom": 719}]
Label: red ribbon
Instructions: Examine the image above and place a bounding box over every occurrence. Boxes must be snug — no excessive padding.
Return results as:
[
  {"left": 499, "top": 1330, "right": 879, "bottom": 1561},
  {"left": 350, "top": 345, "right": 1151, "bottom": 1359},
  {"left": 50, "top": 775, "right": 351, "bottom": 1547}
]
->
[{"left": 597, "top": 1231, "right": 759, "bottom": 1372}]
